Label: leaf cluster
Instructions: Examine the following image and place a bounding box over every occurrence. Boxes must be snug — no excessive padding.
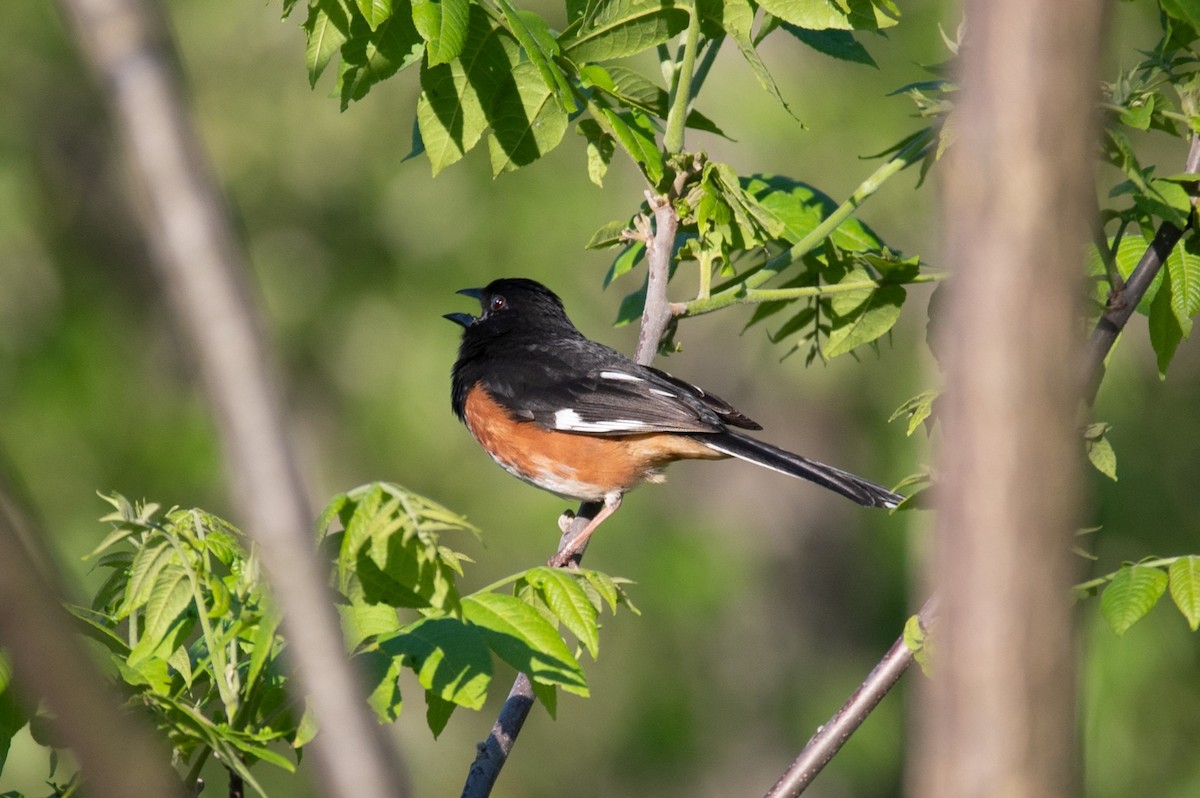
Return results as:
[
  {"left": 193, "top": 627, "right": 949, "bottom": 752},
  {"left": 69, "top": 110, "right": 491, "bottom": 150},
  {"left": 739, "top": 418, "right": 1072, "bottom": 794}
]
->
[
  {"left": 1077, "top": 555, "right": 1200, "bottom": 636},
  {"left": 287, "top": 0, "right": 899, "bottom": 179},
  {"left": 319, "top": 483, "right": 633, "bottom": 736},
  {"left": 0, "top": 486, "right": 634, "bottom": 796},
  {"left": 54, "top": 494, "right": 297, "bottom": 796}
]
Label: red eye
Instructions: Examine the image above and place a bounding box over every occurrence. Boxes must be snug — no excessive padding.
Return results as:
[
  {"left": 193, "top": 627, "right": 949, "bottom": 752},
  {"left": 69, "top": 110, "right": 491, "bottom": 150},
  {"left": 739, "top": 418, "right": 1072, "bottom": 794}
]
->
[{"left": 489, "top": 294, "right": 507, "bottom": 312}]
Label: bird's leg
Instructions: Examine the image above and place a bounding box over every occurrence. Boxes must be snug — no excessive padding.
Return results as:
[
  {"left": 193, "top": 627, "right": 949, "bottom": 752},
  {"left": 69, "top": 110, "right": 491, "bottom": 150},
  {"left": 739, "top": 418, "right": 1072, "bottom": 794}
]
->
[{"left": 554, "top": 493, "right": 622, "bottom": 565}]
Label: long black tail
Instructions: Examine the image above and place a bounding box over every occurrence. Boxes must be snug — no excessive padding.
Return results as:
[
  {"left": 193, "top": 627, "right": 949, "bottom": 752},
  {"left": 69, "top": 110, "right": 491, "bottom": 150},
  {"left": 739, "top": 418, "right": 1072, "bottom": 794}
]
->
[{"left": 699, "top": 431, "right": 903, "bottom": 508}]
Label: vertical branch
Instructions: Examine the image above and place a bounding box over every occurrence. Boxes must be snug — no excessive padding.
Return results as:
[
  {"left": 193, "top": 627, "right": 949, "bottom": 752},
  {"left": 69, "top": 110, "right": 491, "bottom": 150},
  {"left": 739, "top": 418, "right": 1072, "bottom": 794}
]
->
[
  {"left": 915, "top": 3, "right": 1103, "bottom": 798},
  {"left": 53, "top": 0, "right": 407, "bottom": 796}
]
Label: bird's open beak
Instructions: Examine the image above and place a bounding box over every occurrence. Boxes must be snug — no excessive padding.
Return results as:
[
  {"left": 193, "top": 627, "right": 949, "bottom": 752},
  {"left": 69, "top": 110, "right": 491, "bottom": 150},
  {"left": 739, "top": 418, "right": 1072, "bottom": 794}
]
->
[
  {"left": 443, "top": 312, "right": 476, "bottom": 328},
  {"left": 444, "top": 287, "right": 484, "bottom": 327}
]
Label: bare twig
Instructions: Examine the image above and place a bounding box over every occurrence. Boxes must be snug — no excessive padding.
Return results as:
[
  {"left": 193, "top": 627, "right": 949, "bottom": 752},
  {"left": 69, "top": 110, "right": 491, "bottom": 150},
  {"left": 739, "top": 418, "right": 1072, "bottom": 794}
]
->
[
  {"left": 53, "top": 0, "right": 406, "bottom": 796},
  {"left": 0, "top": 476, "right": 185, "bottom": 797},
  {"left": 1084, "top": 134, "right": 1200, "bottom": 403},
  {"left": 765, "top": 601, "right": 937, "bottom": 798}
]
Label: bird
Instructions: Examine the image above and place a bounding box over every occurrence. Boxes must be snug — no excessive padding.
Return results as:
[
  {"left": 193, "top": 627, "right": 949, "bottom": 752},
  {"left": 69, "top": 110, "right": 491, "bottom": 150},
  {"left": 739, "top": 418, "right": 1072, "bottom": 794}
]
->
[{"left": 445, "top": 278, "right": 902, "bottom": 552}]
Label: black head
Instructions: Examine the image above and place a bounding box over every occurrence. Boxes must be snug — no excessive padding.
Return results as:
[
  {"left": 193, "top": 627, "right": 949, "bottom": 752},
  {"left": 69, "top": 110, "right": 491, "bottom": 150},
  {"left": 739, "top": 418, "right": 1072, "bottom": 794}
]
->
[
  {"left": 446, "top": 278, "right": 580, "bottom": 420},
  {"left": 444, "top": 278, "right": 574, "bottom": 337}
]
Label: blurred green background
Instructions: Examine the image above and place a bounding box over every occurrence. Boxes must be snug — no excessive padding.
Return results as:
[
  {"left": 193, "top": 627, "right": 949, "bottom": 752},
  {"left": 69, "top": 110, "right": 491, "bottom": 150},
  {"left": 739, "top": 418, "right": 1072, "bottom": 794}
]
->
[{"left": 2, "top": 1, "right": 1199, "bottom": 795}]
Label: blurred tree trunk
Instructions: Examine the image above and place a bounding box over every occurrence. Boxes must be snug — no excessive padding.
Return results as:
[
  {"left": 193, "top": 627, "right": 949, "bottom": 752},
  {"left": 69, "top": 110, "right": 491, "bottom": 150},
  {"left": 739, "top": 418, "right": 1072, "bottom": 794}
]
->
[{"left": 914, "top": 2, "right": 1103, "bottom": 797}]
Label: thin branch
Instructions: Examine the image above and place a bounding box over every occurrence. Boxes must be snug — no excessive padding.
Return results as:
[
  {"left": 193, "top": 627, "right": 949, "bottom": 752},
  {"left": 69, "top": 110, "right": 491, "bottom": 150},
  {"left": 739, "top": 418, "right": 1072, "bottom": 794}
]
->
[
  {"left": 0, "top": 475, "right": 185, "bottom": 797},
  {"left": 1083, "top": 133, "right": 1200, "bottom": 403},
  {"left": 765, "top": 601, "right": 937, "bottom": 798},
  {"left": 53, "top": 0, "right": 407, "bottom": 796}
]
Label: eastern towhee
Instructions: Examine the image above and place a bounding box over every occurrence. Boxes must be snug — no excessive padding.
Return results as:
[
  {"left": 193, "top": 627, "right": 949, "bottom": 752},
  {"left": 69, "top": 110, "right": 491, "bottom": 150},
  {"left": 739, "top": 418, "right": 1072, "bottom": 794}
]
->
[{"left": 446, "top": 278, "right": 901, "bottom": 551}]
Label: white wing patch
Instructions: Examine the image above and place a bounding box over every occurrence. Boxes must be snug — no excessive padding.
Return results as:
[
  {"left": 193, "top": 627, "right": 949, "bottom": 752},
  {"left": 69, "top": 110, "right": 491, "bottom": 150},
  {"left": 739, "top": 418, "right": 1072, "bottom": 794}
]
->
[
  {"left": 598, "top": 370, "right": 643, "bottom": 382},
  {"left": 649, "top": 388, "right": 676, "bottom": 398},
  {"left": 553, "top": 408, "right": 648, "bottom": 433}
]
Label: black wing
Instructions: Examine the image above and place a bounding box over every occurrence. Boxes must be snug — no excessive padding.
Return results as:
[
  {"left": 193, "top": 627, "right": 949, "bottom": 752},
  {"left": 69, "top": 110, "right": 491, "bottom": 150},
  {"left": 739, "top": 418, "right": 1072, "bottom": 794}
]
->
[{"left": 482, "top": 336, "right": 761, "bottom": 435}]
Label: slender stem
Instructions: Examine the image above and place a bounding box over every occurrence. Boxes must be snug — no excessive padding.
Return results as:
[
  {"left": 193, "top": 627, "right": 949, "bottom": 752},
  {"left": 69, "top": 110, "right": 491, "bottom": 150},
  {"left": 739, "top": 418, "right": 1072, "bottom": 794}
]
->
[
  {"left": 680, "top": 128, "right": 935, "bottom": 317},
  {"left": 727, "top": 273, "right": 948, "bottom": 305},
  {"left": 663, "top": 4, "right": 701, "bottom": 155},
  {"left": 1073, "top": 555, "right": 1186, "bottom": 593},
  {"left": 690, "top": 35, "right": 725, "bottom": 98},
  {"left": 765, "top": 600, "right": 938, "bottom": 798}
]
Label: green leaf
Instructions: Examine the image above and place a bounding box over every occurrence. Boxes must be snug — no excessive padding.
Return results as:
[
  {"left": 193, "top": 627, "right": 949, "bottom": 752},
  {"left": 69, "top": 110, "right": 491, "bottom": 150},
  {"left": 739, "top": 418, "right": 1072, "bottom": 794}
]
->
[
  {"left": 824, "top": 275, "right": 905, "bottom": 358},
  {"left": 129, "top": 612, "right": 194, "bottom": 671},
  {"left": 304, "top": 0, "right": 352, "bottom": 87},
  {"left": 614, "top": 277, "right": 647, "bottom": 327},
  {"left": 338, "top": 601, "right": 402, "bottom": 649},
  {"left": 755, "top": 0, "right": 898, "bottom": 30},
  {"left": 425, "top": 691, "right": 457, "bottom": 737},
  {"left": 1149, "top": 277, "right": 1185, "bottom": 378},
  {"left": 293, "top": 703, "right": 318, "bottom": 749},
  {"left": 526, "top": 567, "right": 601, "bottom": 659},
  {"left": 578, "top": 120, "right": 615, "bottom": 187},
  {"left": 120, "top": 540, "right": 175, "bottom": 616},
  {"left": 383, "top": 617, "right": 492, "bottom": 710},
  {"left": 1119, "top": 92, "right": 1155, "bottom": 131},
  {"left": 338, "top": 3, "right": 425, "bottom": 109},
  {"left": 0, "top": 657, "right": 27, "bottom": 776},
  {"left": 560, "top": 0, "right": 689, "bottom": 64},
  {"left": 412, "top": 0, "right": 470, "bottom": 64},
  {"left": 902, "top": 614, "right": 932, "bottom": 676},
  {"left": 1168, "top": 556, "right": 1200, "bottom": 631},
  {"left": 1083, "top": 422, "right": 1118, "bottom": 482},
  {"left": 588, "top": 218, "right": 629, "bottom": 251},
  {"left": 360, "top": 649, "right": 405, "bottom": 722},
  {"left": 580, "top": 569, "right": 621, "bottom": 612},
  {"left": 742, "top": 175, "right": 883, "bottom": 251},
  {"left": 594, "top": 66, "right": 726, "bottom": 136},
  {"left": 596, "top": 106, "right": 663, "bottom": 183},
  {"left": 529, "top": 679, "right": 558, "bottom": 717},
  {"left": 781, "top": 24, "right": 876, "bottom": 66},
  {"left": 493, "top": 0, "right": 573, "bottom": 110},
  {"left": 244, "top": 614, "right": 282, "bottom": 692},
  {"left": 1161, "top": 0, "right": 1200, "bottom": 30},
  {"left": 356, "top": 0, "right": 393, "bottom": 30},
  {"left": 889, "top": 389, "right": 938, "bottom": 437},
  {"left": 462, "top": 593, "right": 588, "bottom": 695},
  {"left": 1101, "top": 564, "right": 1169, "bottom": 636},
  {"left": 700, "top": 0, "right": 799, "bottom": 120},
  {"left": 136, "top": 563, "right": 194, "bottom": 659},
  {"left": 1167, "top": 233, "right": 1200, "bottom": 331},
  {"left": 487, "top": 60, "right": 570, "bottom": 175}
]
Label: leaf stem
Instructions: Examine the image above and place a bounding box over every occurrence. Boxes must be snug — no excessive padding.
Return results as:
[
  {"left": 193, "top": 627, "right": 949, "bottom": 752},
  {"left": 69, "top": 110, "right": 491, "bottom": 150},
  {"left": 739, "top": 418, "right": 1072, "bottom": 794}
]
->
[
  {"left": 679, "top": 127, "right": 935, "bottom": 317},
  {"left": 663, "top": 4, "right": 701, "bottom": 155},
  {"left": 690, "top": 35, "right": 724, "bottom": 98},
  {"left": 1073, "top": 556, "right": 1184, "bottom": 594},
  {"left": 740, "top": 273, "right": 948, "bottom": 304}
]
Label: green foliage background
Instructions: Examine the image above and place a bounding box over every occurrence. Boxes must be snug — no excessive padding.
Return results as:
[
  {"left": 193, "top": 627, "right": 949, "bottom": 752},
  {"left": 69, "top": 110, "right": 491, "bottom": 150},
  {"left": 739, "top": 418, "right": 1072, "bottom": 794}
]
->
[{"left": 2, "top": 0, "right": 1200, "bottom": 795}]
